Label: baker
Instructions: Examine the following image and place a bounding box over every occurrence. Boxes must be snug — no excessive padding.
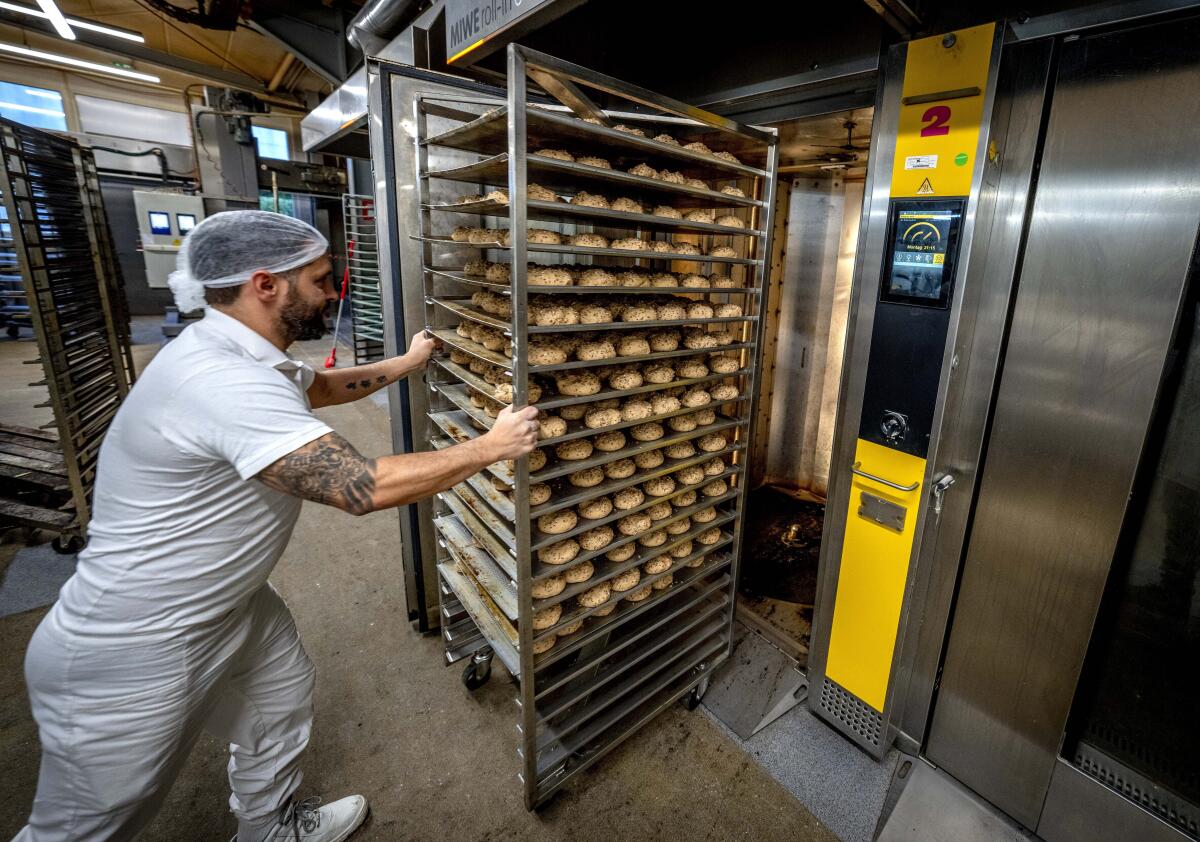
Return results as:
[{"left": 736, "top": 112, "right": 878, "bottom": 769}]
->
[{"left": 16, "top": 211, "right": 539, "bottom": 842}]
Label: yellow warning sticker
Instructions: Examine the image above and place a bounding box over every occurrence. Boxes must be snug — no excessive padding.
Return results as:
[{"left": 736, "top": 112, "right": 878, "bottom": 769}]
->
[{"left": 891, "top": 22, "right": 996, "bottom": 199}]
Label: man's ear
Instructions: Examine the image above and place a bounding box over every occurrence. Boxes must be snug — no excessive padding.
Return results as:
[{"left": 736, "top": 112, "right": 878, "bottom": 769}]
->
[{"left": 248, "top": 269, "right": 282, "bottom": 303}]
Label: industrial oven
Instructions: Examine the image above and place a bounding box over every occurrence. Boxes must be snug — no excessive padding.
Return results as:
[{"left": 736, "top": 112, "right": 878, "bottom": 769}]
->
[{"left": 359, "top": 4, "right": 1200, "bottom": 837}]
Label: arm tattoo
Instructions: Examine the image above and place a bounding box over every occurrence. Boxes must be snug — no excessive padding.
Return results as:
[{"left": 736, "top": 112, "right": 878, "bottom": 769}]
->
[{"left": 257, "top": 432, "right": 377, "bottom": 515}]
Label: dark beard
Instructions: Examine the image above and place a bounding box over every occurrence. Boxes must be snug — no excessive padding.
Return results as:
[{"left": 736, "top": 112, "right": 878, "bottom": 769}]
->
[{"left": 278, "top": 283, "right": 327, "bottom": 345}]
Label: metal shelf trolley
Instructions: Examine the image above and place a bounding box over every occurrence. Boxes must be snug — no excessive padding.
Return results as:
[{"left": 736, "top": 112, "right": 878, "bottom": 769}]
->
[
  {"left": 389, "top": 46, "right": 779, "bottom": 808},
  {"left": 341, "top": 194, "right": 385, "bottom": 364}
]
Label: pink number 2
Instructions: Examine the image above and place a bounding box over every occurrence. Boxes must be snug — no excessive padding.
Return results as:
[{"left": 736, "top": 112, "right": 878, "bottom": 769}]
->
[{"left": 920, "top": 105, "right": 951, "bottom": 137}]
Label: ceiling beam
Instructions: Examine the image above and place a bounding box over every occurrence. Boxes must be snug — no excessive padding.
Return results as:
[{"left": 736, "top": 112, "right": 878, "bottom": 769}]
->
[
  {"left": 0, "top": 5, "right": 269, "bottom": 91},
  {"left": 861, "top": 0, "right": 922, "bottom": 38}
]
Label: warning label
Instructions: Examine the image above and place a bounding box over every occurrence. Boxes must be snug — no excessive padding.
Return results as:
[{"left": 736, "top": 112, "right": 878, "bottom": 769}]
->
[
  {"left": 916, "top": 178, "right": 935, "bottom": 195},
  {"left": 905, "top": 155, "right": 938, "bottom": 170}
]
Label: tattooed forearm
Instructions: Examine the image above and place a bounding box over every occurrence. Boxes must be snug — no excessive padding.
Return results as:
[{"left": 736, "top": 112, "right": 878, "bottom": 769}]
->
[{"left": 257, "top": 432, "right": 377, "bottom": 515}]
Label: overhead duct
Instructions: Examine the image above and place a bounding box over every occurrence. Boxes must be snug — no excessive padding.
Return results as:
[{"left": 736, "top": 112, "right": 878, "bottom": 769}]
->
[{"left": 347, "top": 0, "right": 421, "bottom": 56}]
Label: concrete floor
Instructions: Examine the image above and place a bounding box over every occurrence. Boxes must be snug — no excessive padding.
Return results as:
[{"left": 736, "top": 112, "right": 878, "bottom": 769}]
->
[{"left": 0, "top": 323, "right": 840, "bottom": 841}]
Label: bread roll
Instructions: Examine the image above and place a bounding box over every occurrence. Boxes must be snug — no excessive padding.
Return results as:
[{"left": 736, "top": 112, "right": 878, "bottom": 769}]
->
[
  {"left": 538, "top": 538, "right": 581, "bottom": 565},
  {"left": 606, "top": 543, "right": 636, "bottom": 562},
  {"left": 643, "top": 555, "right": 672, "bottom": 575},
  {"left": 676, "top": 465, "right": 705, "bottom": 485},
  {"left": 578, "top": 267, "right": 616, "bottom": 287},
  {"left": 532, "top": 635, "right": 557, "bottom": 655},
  {"left": 634, "top": 449, "right": 665, "bottom": 470},
  {"left": 638, "top": 529, "right": 667, "bottom": 548},
  {"left": 532, "top": 574, "right": 566, "bottom": 598},
  {"left": 610, "top": 568, "right": 641, "bottom": 592},
  {"left": 643, "top": 475, "right": 676, "bottom": 497},
  {"left": 652, "top": 574, "right": 673, "bottom": 590},
  {"left": 569, "top": 466, "right": 605, "bottom": 487},
  {"left": 534, "top": 148, "right": 574, "bottom": 162},
  {"left": 564, "top": 559, "right": 595, "bottom": 583},
  {"left": 556, "top": 439, "right": 594, "bottom": 461},
  {"left": 646, "top": 501, "right": 673, "bottom": 521},
  {"left": 697, "top": 526, "right": 722, "bottom": 545},
  {"left": 630, "top": 422, "right": 665, "bottom": 442},
  {"left": 625, "top": 584, "right": 653, "bottom": 602},
  {"left": 578, "top": 581, "right": 612, "bottom": 608},
  {"left": 692, "top": 506, "right": 718, "bottom": 523},
  {"left": 618, "top": 512, "right": 652, "bottom": 536},
  {"left": 578, "top": 524, "right": 614, "bottom": 550},
  {"left": 671, "top": 539, "right": 694, "bottom": 558},
  {"left": 533, "top": 603, "right": 562, "bottom": 630},
  {"left": 578, "top": 496, "right": 613, "bottom": 520},
  {"left": 576, "top": 155, "right": 611, "bottom": 169},
  {"left": 613, "top": 487, "right": 646, "bottom": 510}
]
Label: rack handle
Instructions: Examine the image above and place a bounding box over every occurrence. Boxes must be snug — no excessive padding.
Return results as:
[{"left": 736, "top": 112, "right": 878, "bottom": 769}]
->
[{"left": 851, "top": 461, "right": 920, "bottom": 492}]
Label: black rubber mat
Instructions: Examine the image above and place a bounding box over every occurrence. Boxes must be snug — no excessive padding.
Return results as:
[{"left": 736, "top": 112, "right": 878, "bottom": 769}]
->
[{"left": 738, "top": 485, "right": 823, "bottom": 605}]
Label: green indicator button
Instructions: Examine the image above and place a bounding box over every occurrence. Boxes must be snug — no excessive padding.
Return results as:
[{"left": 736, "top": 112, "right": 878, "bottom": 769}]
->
[{"left": 954, "top": 152, "right": 969, "bottom": 166}]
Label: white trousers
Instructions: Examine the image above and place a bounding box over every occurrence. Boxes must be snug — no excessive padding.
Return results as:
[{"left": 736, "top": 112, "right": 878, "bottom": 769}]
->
[{"left": 15, "top": 584, "right": 315, "bottom": 841}]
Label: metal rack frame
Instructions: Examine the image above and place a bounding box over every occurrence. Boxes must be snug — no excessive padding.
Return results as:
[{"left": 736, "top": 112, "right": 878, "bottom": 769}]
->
[
  {"left": 0, "top": 118, "right": 131, "bottom": 540},
  {"left": 341, "top": 193, "right": 385, "bottom": 364},
  {"left": 406, "top": 46, "right": 779, "bottom": 808}
]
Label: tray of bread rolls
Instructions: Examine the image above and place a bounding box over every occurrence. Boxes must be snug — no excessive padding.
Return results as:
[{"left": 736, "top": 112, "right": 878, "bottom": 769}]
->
[{"left": 412, "top": 46, "right": 778, "bottom": 809}]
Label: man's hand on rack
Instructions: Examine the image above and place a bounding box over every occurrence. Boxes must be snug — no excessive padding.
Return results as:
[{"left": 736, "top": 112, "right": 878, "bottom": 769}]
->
[
  {"left": 478, "top": 405, "right": 540, "bottom": 462},
  {"left": 307, "top": 331, "right": 440, "bottom": 409},
  {"left": 403, "top": 331, "right": 439, "bottom": 373}
]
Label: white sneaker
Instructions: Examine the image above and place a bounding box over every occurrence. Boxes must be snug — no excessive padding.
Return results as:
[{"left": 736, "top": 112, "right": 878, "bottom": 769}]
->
[{"left": 261, "top": 795, "right": 368, "bottom": 842}]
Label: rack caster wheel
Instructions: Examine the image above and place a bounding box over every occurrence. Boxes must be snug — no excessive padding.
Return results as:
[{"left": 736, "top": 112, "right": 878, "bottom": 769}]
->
[
  {"left": 462, "top": 651, "right": 492, "bottom": 691},
  {"left": 6, "top": 325, "right": 19, "bottom": 339},
  {"left": 51, "top": 534, "right": 84, "bottom": 555},
  {"left": 683, "top": 686, "right": 703, "bottom": 711}
]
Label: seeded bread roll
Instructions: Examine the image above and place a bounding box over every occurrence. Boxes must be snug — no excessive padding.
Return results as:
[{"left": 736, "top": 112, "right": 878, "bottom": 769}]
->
[
  {"left": 653, "top": 299, "right": 685, "bottom": 319},
  {"left": 613, "top": 270, "right": 646, "bottom": 289},
  {"left": 612, "top": 489, "right": 647, "bottom": 514},
  {"left": 577, "top": 497, "right": 613, "bottom": 521},
  {"left": 697, "top": 526, "right": 722, "bottom": 545},
  {"left": 702, "top": 478, "right": 729, "bottom": 498},
  {"left": 452, "top": 226, "right": 475, "bottom": 242},
  {"left": 611, "top": 197, "right": 644, "bottom": 214},
  {"left": 571, "top": 232, "right": 610, "bottom": 248},
  {"left": 628, "top": 163, "right": 658, "bottom": 179},
  {"left": 676, "top": 465, "right": 705, "bottom": 485},
  {"left": 659, "top": 170, "right": 685, "bottom": 184},
  {"left": 560, "top": 404, "right": 588, "bottom": 421},
  {"left": 682, "top": 388, "right": 712, "bottom": 409},
  {"left": 653, "top": 205, "right": 682, "bottom": 219},
  {"left": 714, "top": 215, "right": 745, "bottom": 229},
  {"left": 569, "top": 466, "right": 605, "bottom": 487},
  {"left": 449, "top": 349, "right": 473, "bottom": 366},
  {"left": 532, "top": 573, "right": 566, "bottom": 598},
  {"left": 556, "top": 439, "right": 595, "bottom": 461},
  {"left": 538, "top": 538, "right": 581, "bottom": 566},
  {"left": 686, "top": 301, "right": 716, "bottom": 320},
  {"left": 533, "top": 603, "right": 562, "bottom": 631},
  {"left": 538, "top": 415, "right": 568, "bottom": 440},
  {"left": 508, "top": 448, "right": 546, "bottom": 473},
  {"left": 693, "top": 506, "right": 718, "bottom": 523},
  {"left": 643, "top": 475, "right": 676, "bottom": 497},
  {"left": 639, "top": 529, "right": 667, "bottom": 547},
  {"left": 644, "top": 364, "right": 676, "bottom": 384},
  {"left": 529, "top": 341, "right": 568, "bottom": 365},
  {"left": 671, "top": 538, "right": 694, "bottom": 558},
  {"left": 610, "top": 238, "right": 647, "bottom": 252},
  {"left": 577, "top": 339, "right": 617, "bottom": 361},
  {"left": 684, "top": 330, "right": 719, "bottom": 350},
  {"left": 709, "top": 245, "right": 738, "bottom": 258},
  {"left": 720, "top": 185, "right": 746, "bottom": 197},
  {"left": 652, "top": 574, "right": 674, "bottom": 591},
  {"left": 576, "top": 155, "right": 611, "bottom": 169},
  {"left": 672, "top": 489, "right": 700, "bottom": 508},
  {"left": 679, "top": 273, "right": 710, "bottom": 289},
  {"left": 620, "top": 399, "right": 653, "bottom": 422},
  {"left": 668, "top": 414, "right": 698, "bottom": 433},
  {"left": 654, "top": 133, "right": 679, "bottom": 146},
  {"left": 532, "top": 635, "right": 557, "bottom": 655},
  {"left": 538, "top": 509, "right": 578, "bottom": 536},
  {"left": 528, "top": 229, "right": 563, "bottom": 244},
  {"left": 643, "top": 555, "right": 672, "bottom": 575},
  {"left": 564, "top": 560, "right": 595, "bottom": 584},
  {"left": 649, "top": 240, "right": 673, "bottom": 253},
  {"left": 578, "top": 524, "right": 615, "bottom": 550},
  {"left": 593, "top": 431, "right": 626, "bottom": 452},
  {"left": 712, "top": 302, "right": 744, "bottom": 318},
  {"left": 666, "top": 516, "right": 692, "bottom": 535},
  {"left": 650, "top": 272, "right": 679, "bottom": 287},
  {"left": 613, "top": 124, "right": 646, "bottom": 137},
  {"left": 572, "top": 191, "right": 610, "bottom": 209},
  {"left": 672, "top": 241, "right": 703, "bottom": 256},
  {"left": 485, "top": 263, "right": 512, "bottom": 284},
  {"left": 467, "top": 227, "right": 502, "bottom": 245},
  {"left": 578, "top": 303, "right": 613, "bottom": 324},
  {"left": 607, "top": 543, "right": 636, "bottom": 562},
  {"left": 535, "top": 148, "right": 574, "bottom": 162},
  {"left": 626, "top": 584, "right": 653, "bottom": 602},
  {"left": 593, "top": 603, "right": 617, "bottom": 618},
  {"left": 584, "top": 407, "right": 621, "bottom": 429},
  {"left": 556, "top": 618, "right": 584, "bottom": 637},
  {"left": 630, "top": 422, "right": 665, "bottom": 442},
  {"left": 609, "top": 368, "right": 643, "bottom": 390},
  {"left": 529, "top": 265, "right": 574, "bottom": 286},
  {"left": 578, "top": 267, "right": 616, "bottom": 287},
  {"left": 684, "top": 209, "right": 716, "bottom": 225},
  {"left": 463, "top": 258, "right": 490, "bottom": 277},
  {"left": 710, "top": 383, "right": 740, "bottom": 402},
  {"left": 683, "top": 141, "right": 712, "bottom": 155},
  {"left": 709, "top": 330, "right": 737, "bottom": 347},
  {"left": 646, "top": 501, "right": 673, "bottom": 521},
  {"left": 528, "top": 184, "right": 560, "bottom": 202},
  {"left": 578, "top": 580, "right": 612, "bottom": 608},
  {"left": 620, "top": 303, "right": 657, "bottom": 322},
  {"left": 694, "top": 408, "right": 717, "bottom": 425},
  {"left": 529, "top": 482, "right": 553, "bottom": 506},
  {"left": 714, "top": 150, "right": 742, "bottom": 165},
  {"left": 618, "top": 511, "right": 652, "bottom": 536},
  {"left": 634, "top": 449, "right": 665, "bottom": 470},
  {"left": 664, "top": 441, "right": 696, "bottom": 460},
  {"left": 710, "top": 353, "right": 740, "bottom": 374},
  {"left": 605, "top": 458, "right": 637, "bottom": 480},
  {"left": 611, "top": 567, "right": 641, "bottom": 592},
  {"left": 703, "top": 457, "right": 726, "bottom": 476}
]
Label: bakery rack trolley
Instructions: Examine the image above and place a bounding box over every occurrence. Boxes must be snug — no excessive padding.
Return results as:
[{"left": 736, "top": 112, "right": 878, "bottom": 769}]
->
[
  {"left": 341, "top": 194, "right": 385, "bottom": 364},
  {"left": 414, "top": 45, "right": 779, "bottom": 809}
]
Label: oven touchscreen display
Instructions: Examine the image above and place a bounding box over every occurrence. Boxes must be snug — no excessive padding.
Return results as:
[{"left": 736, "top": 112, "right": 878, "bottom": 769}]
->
[{"left": 880, "top": 198, "right": 965, "bottom": 308}]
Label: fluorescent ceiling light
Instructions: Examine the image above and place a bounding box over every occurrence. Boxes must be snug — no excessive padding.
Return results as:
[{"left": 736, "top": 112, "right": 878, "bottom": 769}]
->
[
  {"left": 22, "top": 87, "right": 61, "bottom": 99},
  {"left": 0, "top": 42, "right": 159, "bottom": 82},
  {"left": 0, "top": 1, "right": 144, "bottom": 43},
  {"left": 0, "top": 99, "right": 62, "bottom": 116},
  {"left": 34, "top": 0, "right": 72, "bottom": 39}
]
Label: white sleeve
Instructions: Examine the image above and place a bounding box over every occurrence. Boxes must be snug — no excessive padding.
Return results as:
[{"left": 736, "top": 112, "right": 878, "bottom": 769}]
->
[{"left": 168, "top": 364, "right": 334, "bottom": 480}]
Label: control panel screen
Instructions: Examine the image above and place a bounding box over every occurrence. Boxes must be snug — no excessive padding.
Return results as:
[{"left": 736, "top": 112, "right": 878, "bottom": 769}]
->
[
  {"left": 880, "top": 198, "right": 965, "bottom": 308},
  {"left": 148, "top": 211, "right": 171, "bottom": 236},
  {"left": 177, "top": 213, "right": 197, "bottom": 233}
]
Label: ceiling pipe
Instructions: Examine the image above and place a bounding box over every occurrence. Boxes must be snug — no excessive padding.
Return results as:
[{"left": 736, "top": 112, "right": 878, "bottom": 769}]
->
[
  {"left": 266, "top": 52, "right": 294, "bottom": 92},
  {"left": 346, "top": 0, "right": 421, "bottom": 56}
]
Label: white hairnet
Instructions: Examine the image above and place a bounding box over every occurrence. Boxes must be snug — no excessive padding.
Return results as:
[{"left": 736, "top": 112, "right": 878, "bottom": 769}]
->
[{"left": 167, "top": 210, "right": 329, "bottom": 313}]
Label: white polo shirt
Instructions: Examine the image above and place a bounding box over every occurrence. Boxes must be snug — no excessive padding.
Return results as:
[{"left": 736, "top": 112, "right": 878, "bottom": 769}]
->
[{"left": 48, "top": 308, "right": 333, "bottom": 640}]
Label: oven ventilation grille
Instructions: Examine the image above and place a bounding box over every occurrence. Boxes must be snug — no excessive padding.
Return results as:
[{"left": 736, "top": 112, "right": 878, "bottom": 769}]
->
[
  {"left": 1075, "top": 745, "right": 1200, "bottom": 838},
  {"left": 819, "top": 678, "right": 881, "bottom": 747}
]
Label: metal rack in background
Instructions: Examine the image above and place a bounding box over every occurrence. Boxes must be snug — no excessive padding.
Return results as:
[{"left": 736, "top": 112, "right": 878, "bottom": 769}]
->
[
  {"left": 411, "top": 46, "right": 779, "bottom": 808},
  {"left": 342, "top": 194, "right": 384, "bottom": 364},
  {"left": 0, "top": 117, "right": 131, "bottom": 544},
  {"left": 0, "top": 200, "right": 29, "bottom": 337}
]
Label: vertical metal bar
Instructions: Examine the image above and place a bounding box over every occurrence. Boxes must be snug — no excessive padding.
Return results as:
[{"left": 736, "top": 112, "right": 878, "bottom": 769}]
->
[{"left": 506, "top": 43, "right": 538, "bottom": 810}]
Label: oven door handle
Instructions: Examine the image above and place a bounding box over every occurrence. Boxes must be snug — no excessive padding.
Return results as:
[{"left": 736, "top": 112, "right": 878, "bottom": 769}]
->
[{"left": 851, "top": 462, "right": 920, "bottom": 492}]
